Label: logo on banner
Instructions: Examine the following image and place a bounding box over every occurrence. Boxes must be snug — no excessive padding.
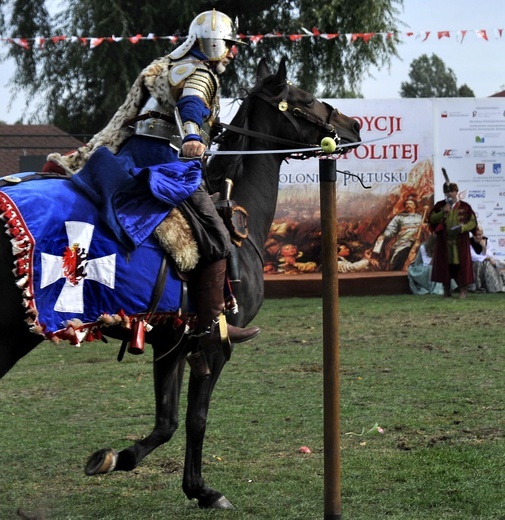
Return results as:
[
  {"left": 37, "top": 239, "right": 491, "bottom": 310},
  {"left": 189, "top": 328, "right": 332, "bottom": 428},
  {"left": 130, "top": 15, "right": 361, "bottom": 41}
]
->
[
  {"left": 468, "top": 190, "right": 486, "bottom": 198},
  {"left": 493, "top": 163, "right": 502, "bottom": 174},
  {"left": 62, "top": 244, "right": 88, "bottom": 286},
  {"left": 476, "top": 163, "right": 485, "bottom": 174},
  {"left": 475, "top": 136, "right": 485, "bottom": 143},
  {"left": 443, "top": 149, "right": 465, "bottom": 158}
]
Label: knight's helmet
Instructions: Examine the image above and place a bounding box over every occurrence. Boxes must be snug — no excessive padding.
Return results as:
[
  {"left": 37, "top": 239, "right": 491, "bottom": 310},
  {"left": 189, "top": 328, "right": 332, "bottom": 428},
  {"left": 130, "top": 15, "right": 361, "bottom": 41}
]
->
[{"left": 169, "top": 9, "right": 245, "bottom": 61}]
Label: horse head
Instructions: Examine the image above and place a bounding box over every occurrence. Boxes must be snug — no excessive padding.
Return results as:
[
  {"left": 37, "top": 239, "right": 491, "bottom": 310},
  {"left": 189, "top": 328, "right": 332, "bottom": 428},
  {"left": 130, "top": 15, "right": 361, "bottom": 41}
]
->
[
  {"left": 252, "top": 56, "right": 361, "bottom": 152},
  {"left": 207, "top": 57, "right": 361, "bottom": 196}
]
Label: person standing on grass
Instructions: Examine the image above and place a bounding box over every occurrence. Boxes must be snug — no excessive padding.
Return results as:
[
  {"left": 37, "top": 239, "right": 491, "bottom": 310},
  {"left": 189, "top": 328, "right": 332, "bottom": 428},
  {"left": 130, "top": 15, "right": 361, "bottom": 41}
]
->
[{"left": 428, "top": 181, "right": 477, "bottom": 298}]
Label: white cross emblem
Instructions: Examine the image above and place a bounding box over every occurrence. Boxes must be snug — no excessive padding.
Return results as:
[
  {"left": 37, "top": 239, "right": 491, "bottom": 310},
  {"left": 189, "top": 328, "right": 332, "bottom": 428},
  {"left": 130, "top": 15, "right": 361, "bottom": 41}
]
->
[{"left": 40, "top": 221, "right": 116, "bottom": 314}]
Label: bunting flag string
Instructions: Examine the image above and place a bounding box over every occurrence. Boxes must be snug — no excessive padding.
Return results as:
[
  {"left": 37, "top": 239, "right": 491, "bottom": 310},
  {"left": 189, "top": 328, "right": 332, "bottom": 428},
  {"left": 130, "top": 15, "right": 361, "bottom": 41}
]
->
[{"left": 1, "top": 27, "right": 503, "bottom": 51}]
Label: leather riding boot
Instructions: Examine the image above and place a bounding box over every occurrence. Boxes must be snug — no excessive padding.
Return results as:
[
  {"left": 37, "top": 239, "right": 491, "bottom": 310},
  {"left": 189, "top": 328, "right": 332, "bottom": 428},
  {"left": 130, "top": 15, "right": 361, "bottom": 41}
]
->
[{"left": 196, "top": 259, "right": 260, "bottom": 345}]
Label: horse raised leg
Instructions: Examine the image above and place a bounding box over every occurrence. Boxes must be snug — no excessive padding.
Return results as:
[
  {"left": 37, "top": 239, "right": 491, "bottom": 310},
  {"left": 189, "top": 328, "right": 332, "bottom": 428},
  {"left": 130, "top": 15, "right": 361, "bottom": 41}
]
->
[
  {"left": 85, "top": 340, "right": 186, "bottom": 474},
  {"left": 84, "top": 335, "right": 231, "bottom": 508}
]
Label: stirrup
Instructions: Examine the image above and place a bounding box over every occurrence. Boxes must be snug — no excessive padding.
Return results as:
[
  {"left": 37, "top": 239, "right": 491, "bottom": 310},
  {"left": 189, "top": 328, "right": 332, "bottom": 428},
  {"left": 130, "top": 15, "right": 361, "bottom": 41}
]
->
[
  {"left": 192, "top": 314, "right": 229, "bottom": 344},
  {"left": 193, "top": 315, "right": 232, "bottom": 361}
]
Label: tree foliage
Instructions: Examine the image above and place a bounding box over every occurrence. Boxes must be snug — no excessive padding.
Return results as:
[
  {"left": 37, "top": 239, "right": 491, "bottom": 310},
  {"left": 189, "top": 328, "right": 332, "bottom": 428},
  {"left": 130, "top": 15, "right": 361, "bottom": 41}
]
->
[
  {"left": 399, "top": 53, "right": 475, "bottom": 98},
  {"left": 1, "top": 0, "right": 404, "bottom": 134},
  {"left": 457, "top": 83, "right": 476, "bottom": 97}
]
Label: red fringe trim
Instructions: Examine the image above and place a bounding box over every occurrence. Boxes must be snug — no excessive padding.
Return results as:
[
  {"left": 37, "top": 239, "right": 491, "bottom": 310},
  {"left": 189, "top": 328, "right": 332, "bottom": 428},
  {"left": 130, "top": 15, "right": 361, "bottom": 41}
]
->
[{"left": 0, "top": 191, "right": 39, "bottom": 333}]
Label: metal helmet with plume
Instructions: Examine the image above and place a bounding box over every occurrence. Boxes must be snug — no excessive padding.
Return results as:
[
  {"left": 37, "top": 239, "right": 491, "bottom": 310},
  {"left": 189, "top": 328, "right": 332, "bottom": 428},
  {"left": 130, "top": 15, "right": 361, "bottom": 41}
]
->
[{"left": 169, "top": 10, "right": 245, "bottom": 61}]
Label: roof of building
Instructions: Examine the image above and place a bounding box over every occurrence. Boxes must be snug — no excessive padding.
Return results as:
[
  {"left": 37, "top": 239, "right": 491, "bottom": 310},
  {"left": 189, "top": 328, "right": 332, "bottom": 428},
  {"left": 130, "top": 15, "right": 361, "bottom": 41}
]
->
[{"left": 0, "top": 124, "right": 84, "bottom": 176}]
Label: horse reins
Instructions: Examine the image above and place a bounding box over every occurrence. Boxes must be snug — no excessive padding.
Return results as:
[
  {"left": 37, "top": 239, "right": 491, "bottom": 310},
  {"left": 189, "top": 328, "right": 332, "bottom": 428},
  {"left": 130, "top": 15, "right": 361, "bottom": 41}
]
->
[{"left": 212, "top": 81, "right": 341, "bottom": 159}]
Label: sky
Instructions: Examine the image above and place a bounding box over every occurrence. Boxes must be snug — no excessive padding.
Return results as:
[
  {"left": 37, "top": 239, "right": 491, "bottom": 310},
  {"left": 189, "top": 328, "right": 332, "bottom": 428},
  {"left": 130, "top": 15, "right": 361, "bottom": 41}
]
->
[
  {"left": 0, "top": 0, "right": 504, "bottom": 124},
  {"left": 360, "top": 0, "right": 505, "bottom": 99}
]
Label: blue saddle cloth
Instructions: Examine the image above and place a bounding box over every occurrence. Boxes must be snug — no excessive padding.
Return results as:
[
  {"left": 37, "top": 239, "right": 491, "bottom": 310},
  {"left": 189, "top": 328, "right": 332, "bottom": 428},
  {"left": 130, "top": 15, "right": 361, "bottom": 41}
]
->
[{"left": 0, "top": 175, "right": 191, "bottom": 343}]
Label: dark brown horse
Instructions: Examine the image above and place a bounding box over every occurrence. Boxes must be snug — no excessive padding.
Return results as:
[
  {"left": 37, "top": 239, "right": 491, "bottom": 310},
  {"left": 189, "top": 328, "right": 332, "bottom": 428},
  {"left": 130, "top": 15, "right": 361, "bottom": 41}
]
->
[{"left": 0, "top": 58, "right": 360, "bottom": 509}]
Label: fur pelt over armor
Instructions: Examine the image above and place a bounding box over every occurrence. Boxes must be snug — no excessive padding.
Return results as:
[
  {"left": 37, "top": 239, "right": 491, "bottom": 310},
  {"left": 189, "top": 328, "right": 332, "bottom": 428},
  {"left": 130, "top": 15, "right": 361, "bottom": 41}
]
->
[
  {"left": 47, "top": 55, "right": 185, "bottom": 174},
  {"left": 153, "top": 208, "right": 199, "bottom": 272},
  {"left": 45, "top": 55, "right": 213, "bottom": 272}
]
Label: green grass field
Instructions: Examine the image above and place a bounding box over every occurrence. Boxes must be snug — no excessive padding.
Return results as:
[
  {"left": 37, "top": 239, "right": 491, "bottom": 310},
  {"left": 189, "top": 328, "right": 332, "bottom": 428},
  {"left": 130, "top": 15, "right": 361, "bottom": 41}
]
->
[{"left": 1, "top": 294, "right": 504, "bottom": 519}]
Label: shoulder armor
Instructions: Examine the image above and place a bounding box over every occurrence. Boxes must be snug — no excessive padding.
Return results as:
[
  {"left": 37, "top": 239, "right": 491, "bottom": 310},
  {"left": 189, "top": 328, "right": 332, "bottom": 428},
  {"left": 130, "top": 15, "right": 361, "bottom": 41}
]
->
[
  {"left": 169, "top": 59, "right": 212, "bottom": 86},
  {"left": 182, "top": 68, "right": 217, "bottom": 107}
]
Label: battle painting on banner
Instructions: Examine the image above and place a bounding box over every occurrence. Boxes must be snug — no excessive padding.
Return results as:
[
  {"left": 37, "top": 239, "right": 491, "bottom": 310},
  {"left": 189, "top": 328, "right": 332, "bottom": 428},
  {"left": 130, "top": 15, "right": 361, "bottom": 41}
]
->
[{"left": 262, "top": 99, "right": 435, "bottom": 275}]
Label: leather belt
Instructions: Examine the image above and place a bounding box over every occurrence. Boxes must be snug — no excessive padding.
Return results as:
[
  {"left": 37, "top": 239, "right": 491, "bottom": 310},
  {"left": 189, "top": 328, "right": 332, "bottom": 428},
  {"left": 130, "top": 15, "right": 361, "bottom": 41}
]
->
[
  {"left": 123, "top": 110, "right": 176, "bottom": 128},
  {"left": 0, "top": 172, "right": 71, "bottom": 188}
]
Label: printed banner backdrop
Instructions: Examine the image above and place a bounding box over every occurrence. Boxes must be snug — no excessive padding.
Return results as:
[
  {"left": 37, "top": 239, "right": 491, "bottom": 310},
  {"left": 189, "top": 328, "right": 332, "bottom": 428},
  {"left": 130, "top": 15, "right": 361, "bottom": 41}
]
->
[
  {"left": 266, "top": 99, "right": 435, "bottom": 275},
  {"left": 435, "top": 98, "right": 505, "bottom": 261},
  {"left": 219, "top": 97, "right": 505, "bottom": 275}
]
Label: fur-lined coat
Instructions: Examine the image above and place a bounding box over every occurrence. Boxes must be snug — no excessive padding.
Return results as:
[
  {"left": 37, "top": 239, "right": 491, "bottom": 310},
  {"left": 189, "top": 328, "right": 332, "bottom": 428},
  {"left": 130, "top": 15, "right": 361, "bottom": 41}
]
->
[{"left": 47, "top": 54, "right": 218, "bottom": 175}]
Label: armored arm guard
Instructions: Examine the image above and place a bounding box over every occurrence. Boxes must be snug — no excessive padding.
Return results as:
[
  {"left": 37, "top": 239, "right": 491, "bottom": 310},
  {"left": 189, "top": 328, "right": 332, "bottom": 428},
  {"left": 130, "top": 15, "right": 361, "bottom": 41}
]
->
[
  {"left": 169, "top": 61, "right": 219, "bottom": 145},
  {"left": 182, "top": 68, "right": 217, "bottom": 108}
]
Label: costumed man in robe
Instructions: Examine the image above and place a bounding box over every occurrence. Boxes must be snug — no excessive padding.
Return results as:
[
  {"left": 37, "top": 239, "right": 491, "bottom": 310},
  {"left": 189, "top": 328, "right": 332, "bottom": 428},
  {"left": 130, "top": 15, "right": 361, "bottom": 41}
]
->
[
  {"left": 428, "top": 178, "right": 477, "bottom": 298},
  {"left": 43, "top": 10, "right": 260, "bottom": 357}
]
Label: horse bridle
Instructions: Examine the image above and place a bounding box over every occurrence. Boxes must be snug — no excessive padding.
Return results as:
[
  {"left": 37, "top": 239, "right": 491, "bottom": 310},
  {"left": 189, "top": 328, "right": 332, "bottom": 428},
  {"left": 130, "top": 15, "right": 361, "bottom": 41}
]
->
[
  {"left": 215, "top": 80, "right": 341, "bottom": 158},
  {"left": 257, "top": 81, "right": 339, "bottom": 140}
]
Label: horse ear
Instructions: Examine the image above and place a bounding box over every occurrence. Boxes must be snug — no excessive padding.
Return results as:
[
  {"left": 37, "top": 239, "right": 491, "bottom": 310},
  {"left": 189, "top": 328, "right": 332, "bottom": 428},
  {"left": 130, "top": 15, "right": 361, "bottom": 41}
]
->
[
  {"left": 277, "top": 57, "right": 288, "bottom": 81},
  {"left": 257, "top": 58, "right": 271, "bottom": 80}
]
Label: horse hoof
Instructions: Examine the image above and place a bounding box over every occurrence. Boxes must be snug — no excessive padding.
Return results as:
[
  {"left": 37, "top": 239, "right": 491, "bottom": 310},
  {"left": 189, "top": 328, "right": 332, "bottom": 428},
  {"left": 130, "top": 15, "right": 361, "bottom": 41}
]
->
[
  {"left": 209, "top": 495, "right": 233, "bottom": 509},
  {"left": 84, "top": 448, "right": 118, "bottom": 476}
]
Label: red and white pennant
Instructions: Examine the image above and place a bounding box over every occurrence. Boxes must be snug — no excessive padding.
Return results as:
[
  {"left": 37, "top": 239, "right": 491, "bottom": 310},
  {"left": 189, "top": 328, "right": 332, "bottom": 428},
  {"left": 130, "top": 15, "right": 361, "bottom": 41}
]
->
[{"left": 2, "top": 27, "right": 503, "bottom": 50}]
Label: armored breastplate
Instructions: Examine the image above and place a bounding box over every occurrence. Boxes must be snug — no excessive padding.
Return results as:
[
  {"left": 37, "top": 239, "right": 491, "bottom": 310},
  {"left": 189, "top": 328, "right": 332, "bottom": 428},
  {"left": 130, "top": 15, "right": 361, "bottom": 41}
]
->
[{"left": 133, "top": 97, "right": 182, "bottom": 150}]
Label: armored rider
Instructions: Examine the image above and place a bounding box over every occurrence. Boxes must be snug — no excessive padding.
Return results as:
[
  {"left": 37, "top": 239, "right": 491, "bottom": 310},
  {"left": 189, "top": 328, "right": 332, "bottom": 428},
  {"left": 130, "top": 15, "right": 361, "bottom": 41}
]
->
[{"left": 44, "top": 10, "right": 260, "bottom": 348}]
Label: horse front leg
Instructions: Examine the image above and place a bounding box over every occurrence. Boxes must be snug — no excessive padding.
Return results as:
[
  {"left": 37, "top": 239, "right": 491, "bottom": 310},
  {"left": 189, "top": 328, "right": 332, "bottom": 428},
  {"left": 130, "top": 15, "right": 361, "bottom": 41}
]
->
[
  {"left": 85, "top": 345, "right": 186, "bottom": 475},
  {"left": 182, "top": 344, "right": 232, "bottom": 509}
]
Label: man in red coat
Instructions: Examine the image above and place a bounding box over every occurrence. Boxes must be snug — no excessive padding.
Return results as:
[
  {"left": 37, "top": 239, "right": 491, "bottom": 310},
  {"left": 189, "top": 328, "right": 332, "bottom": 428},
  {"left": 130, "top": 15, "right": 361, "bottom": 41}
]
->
[{"left": 429, "top": 182, "right": 477, "bottom": 298}]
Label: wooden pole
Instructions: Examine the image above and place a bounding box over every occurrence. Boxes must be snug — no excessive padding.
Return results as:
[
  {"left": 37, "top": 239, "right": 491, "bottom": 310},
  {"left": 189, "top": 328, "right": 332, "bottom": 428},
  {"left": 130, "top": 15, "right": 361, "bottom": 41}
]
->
[{"left": 319, "top": 158, "right": 342, "bottom": 520}]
